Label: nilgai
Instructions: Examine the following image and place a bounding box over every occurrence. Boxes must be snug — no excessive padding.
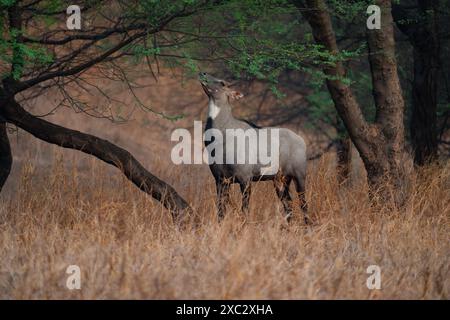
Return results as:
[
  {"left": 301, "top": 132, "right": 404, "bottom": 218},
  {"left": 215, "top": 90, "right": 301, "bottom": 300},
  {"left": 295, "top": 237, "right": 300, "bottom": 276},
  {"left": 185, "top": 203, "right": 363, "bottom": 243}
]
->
[{"left": 199, "top": 72, "right": 308, "bottom": 223}]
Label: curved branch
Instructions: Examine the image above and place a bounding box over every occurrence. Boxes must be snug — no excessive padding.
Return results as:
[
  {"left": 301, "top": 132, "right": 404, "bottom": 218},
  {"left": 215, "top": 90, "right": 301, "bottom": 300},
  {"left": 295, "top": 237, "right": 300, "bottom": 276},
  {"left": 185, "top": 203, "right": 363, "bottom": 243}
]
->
[{"left": 1, "top": 99, "right": 191, "bottom": 218}]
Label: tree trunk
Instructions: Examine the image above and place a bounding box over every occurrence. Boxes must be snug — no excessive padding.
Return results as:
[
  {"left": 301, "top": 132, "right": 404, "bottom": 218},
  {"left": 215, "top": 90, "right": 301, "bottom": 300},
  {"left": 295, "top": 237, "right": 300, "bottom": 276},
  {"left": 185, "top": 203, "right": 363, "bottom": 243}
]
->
[
  {"left": 297, "top": 0, "right": 384, "bottom": 176},
  {"left": 336, "top": 136, "right": 352, "bottom": 183},
  {"left": 335, "top": 116, "right": 352, "bottom": 183},
  {"left": 0, "top": 121, "right": 12, "bottom": 192},
  {"left": 297, "top": 0, "right": 381, "bottom": 157},
  {"left": 0, "top": 98, "right": 191, "bottom": 220},
  {"left": 393, "top": 0, "right": 440, "bottom": 165},
  {"left": 411, "top": 44, "right": 439, "bottom": 165},
  {"left": 365, "top": 0, "right": 409, "bottom": 190},
  {"left": 297, "top": 0, "right": 411, "bottom": 203}
]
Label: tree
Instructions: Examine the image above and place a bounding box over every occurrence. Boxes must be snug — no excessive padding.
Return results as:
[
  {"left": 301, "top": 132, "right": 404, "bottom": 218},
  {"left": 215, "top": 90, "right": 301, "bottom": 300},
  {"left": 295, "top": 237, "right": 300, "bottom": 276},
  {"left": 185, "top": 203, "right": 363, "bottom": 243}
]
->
[
  {"left": 393, "top": 0, "right": 441, "bottom": 165},
  {"left": 0, "top": 0, "right": 229, "bottom": 218},
  {"left": 0, "top": 0, "right": 317, "bottom": 218},
  {"left": 295, "top": 0, "right": 412, "bottom": 202}
]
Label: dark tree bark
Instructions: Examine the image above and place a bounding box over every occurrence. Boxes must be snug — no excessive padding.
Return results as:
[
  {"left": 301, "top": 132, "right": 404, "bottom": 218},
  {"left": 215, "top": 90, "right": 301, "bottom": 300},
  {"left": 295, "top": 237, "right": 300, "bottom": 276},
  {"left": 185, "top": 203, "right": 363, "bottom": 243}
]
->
[
  {"left": 336, "top": 136, "right": 352, "bottom": 183},
  {"left": 411, "top": 46, "right": 439, "bottom": 165},
  {"left": 296, "top": 0, "right": 411, "bottom": 202},
  {"left": 393, "top": 0, "right": 440, "bottom": 165},
  {"left": 0, "top": 121, "right": 12, "bottom": 192},
  {"left": 0, "top": 98, "right": 191, "bottom": 219},
  {"left": 335, "top": 116, "right": 352, "bottom": 183},
  {"left": 365, "top": 0, "right": 409, "bottom": 189},
  {"left": 295, "top": 0, "right": 378, "bottom": 156}
]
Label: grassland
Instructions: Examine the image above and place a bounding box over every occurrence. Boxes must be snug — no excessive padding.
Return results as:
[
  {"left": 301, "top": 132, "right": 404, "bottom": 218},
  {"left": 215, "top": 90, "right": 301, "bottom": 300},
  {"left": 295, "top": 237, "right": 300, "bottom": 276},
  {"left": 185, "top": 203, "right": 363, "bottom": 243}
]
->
[
  {"left": 0, "top": 74, "right": 448, "bottom": 299},
  {"left": 0, "top": 146, "right": 448, "bottom": 299}
]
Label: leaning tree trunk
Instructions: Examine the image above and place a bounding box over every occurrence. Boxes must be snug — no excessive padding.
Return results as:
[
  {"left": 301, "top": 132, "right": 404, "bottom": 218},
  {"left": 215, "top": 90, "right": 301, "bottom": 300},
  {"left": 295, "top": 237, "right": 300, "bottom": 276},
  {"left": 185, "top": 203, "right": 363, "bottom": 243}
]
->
[
  {"left": 297, "top": 0, "right": 411, "bottom": 203},
  {"left": 0, "top": 121, "right": 12, "bottom": 192},
  {"left": 0, "top": 97, "right": 191, "bottom": 220}
]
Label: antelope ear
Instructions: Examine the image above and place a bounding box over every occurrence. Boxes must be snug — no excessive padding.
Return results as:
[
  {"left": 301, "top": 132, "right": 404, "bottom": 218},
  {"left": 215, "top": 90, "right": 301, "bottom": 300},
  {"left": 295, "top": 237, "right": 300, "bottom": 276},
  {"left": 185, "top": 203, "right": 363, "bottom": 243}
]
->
[{"left": 228, "top": 90, "right": 244, "bottom": 100}]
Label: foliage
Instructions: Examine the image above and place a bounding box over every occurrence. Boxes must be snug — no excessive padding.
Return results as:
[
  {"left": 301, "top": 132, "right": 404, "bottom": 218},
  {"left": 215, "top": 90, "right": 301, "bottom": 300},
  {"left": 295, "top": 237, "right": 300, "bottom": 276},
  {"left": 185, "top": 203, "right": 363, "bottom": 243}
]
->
[{"left": 0, "top": 0, "right": 448, "bottom": 149}]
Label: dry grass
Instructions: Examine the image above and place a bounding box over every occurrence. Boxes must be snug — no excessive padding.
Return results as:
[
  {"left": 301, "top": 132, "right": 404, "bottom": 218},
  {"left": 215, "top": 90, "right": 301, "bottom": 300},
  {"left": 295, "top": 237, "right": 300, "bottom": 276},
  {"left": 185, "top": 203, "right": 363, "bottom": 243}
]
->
[
  {"left": 0, "top": 147, "right": 448, "bottom": 299},
  {"left": 0, "top": 73, "right": 448, "bottom": 299}
]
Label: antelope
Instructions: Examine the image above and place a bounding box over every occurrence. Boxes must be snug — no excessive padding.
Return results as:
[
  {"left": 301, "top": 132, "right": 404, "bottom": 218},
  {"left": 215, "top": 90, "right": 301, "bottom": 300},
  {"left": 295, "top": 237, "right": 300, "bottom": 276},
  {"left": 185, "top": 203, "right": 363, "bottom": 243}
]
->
[{"left": 199, "top": 72, "right": 308, "bottom": 223}]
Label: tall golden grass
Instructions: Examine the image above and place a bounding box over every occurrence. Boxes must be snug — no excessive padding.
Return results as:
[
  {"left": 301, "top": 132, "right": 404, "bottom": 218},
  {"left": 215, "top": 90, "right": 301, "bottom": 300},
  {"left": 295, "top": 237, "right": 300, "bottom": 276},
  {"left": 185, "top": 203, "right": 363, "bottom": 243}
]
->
[{"left": 0, "top": 146, "right": 448, "bottom": 299}]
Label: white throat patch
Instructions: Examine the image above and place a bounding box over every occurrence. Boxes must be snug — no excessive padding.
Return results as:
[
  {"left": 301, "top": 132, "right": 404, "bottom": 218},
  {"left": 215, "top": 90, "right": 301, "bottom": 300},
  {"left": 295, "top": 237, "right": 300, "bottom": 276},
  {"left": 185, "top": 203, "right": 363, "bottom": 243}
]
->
[{"left": 208, "top": 100, "right": 221, "bottom": 119}]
